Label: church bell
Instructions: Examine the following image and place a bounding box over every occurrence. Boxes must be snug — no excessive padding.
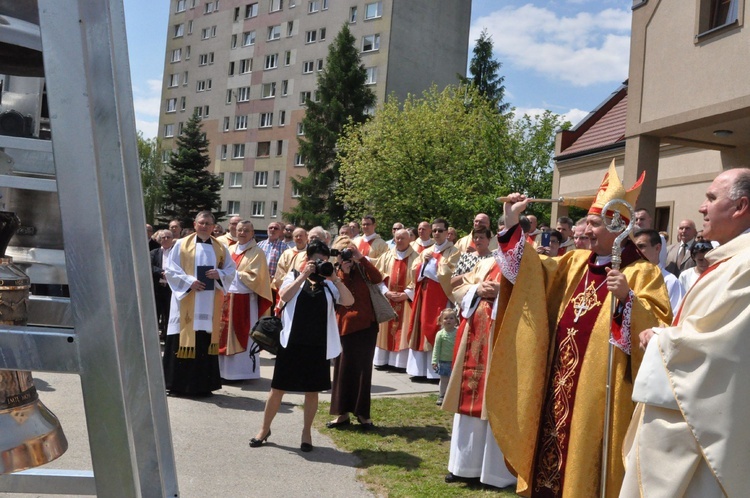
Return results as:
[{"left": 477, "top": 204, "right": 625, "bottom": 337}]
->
[{"left": 0, "top": 212, "right": 67, "bottom": 473}]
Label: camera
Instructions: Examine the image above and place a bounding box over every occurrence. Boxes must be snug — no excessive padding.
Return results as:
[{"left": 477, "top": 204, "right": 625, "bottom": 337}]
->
[
  {"left": 330, "top": 248, "right": 353, "bottom": 261},
  {"left": 314, "top": 259, "right": 335, "bottom": 277}
]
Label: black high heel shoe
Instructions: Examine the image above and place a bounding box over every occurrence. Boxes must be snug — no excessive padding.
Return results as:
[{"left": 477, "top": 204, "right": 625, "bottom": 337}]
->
[{"left": 249, "top": 430, "right": 271, "bottom": 448}]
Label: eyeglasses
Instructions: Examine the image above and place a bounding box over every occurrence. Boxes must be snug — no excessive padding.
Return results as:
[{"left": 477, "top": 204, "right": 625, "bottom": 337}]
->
[
  {"left": 268, "top": 226, "right": 280, "bottom": 230},
  {"left": 692, "top": 242, "right": 713, "bottom": 253},
  {"left": 432, "top": 228, "right": 445, "bottom": 233}
]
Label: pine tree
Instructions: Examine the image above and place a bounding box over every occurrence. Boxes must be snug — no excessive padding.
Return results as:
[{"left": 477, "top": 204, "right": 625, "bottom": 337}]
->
[
  {"left": 287, "top": 24, "right": 376, "bottom": 227},
  {"left": 160, "top": 112, "right": 224, "bottom": 227},
  {"left": 461, "top": 29, "right": 508, "bottom": 112}
]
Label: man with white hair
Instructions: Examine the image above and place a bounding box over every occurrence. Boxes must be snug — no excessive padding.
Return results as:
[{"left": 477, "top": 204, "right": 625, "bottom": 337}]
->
[
  {"left": 308, "top": 226, "right": 331, "bottom": 246},
  {"left": 621, "top": 168, "right": 750, "bottom": 497}
]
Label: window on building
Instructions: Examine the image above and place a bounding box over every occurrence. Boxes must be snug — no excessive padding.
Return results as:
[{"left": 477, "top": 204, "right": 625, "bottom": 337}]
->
[
  {"left": 185, "top": 45, "right": 191, "bottom": 59},
  {"left": 176, "top": 0, "right": 187, "bottom": 13},
  {"left": 271, "top": 201, "right": 278, "bottom": 218},
  {"left": 254, "top": 171, "right": 268, "bottom": 187},
  {"left": 171, "top": 48, "right": 182, "bottom": 62},
  {"left": 259, "top": 112, "right": 273, "bottom": 128},
  {"left": 194, "top": 106, "right": 203, "bottom": 118},
  {"left": 292, "top": 184, "right": 301, "bottom": 198},
  {"left": 279, "top": 110, "right": 286, "bottom": 125},
  {"left": 173, "top": 24, "right": 184, "bottom": 37},
  {"left": 237, "top": 86, "right": 250, "bottom": 102},
  {"left": 276, "top": 140, "right": 283, "bottom": 155},
  {"left": 228, "top": 201, "right": 240, "bottom": 215},
  {"left": 268, "top": 25, "right": 281, "bottom": 40},
  {"left": 362, "top": 34, "right": 380, "bottom": 52},
  {"left": 204, "top": 2, "right": 213, "bottom": 13},
  {"left": 240, "top": 58, "right": 252, "bottom": 73},
  {"left": 281, "top": 79, "right": 289, "bottom": 96},
  {"left": 245, "top": 2, "right": 258, "bottom": 18},
  {"left": 220, "top": 144, "right": 228, "bottom": 160},
  {"left": 365, "top": 67, "right": 376, "bottom": 85},
  {"left": 235, "top": 115, "right": 248, "bottom": 130},
  {"left": 285, "top": 50, "right": 292, "bottom": 65},
  {"left": 228, "top": 61, "right": 235, "bottom": 76},
  {"left": 264, "top": 53, "right": 279, "bottom": 70},
  {"left": 201, "top": 27, "right": 211, "bottom": 39},
  {"left": 257, "top": 141, "right": 271, "bottom": 157},
  {"left": 183, "top": 71, "right": 189, "bottom": 85},
  {"left": 251, "top": 201, "right": 265, "bottom": 217},
  {"left": 709, "top": 0, "right": 739, "bottom": 29},
  {"left": 232, "top": 143, "right": 245, "bottom": 158},
  {"left": 199, "top": 52, "right": 214, "bottom": 65},
  {"left": 231, "top": 34, "right": 238, "bottom": 49},
  {"left": 313, "top": 90, "right": 320, "bottom": 102},
  {"left": 180, "top": 96, "right": 186, "bottom": 110},
  {"left": 308, "top": 1, "right": 320, "bottom": 13},
  {"left": 196, "top": 79, "right": 212, "bottom": 91},
  {"left": 168, "top": 73, "right": 180, "bottom": 87},
  {"left": 243, "top": 30, "right": 256, "bottom": 46},
  {"left": 287, "top": 21, "right": 295, "bottom": 36},
  {"left": 349, "top": 6, "right": 357, "bottom": 23},
  {"left": 270, "top": 0, "right": 283, "bottom": 12},
  {"left": 223, "top": 116, "right": 230, "bottom": 131},
  {"left": 296, "top": 122, "right": 304, "bottom": 135},
  {"left": 178, "top": 122, "right": 184, "bottom": 135},
  {"left": 273, "top": 170, "right": 281, "bottom": 187},
  {"left": 302, "top": 60, "right": 314, "bottom": 73},
  {"left": 229, "top": 172, "right": 242, "bottom": 187},
  {"left": 262, "top": 82, "right": 276, "bottom": 98},
  {"left": 305, "top": 30, "right": 317, "bottom": 43},
  {"left": 289, "top": 0, "right": 296, "bottom": 7},
  {"left": 188, "top": 20, "right": 194, "bottom": 34},
  {"left": 319, "top": 28, "right": 326, "bottom": 40},
  {"left": 203, "top": 105, "right": 210, "bottom": 117},
  {"left": 365, "top": 1, "right": 382, "bottom": 19},
  {"left": 162, "top": 150, "right": 171, "bottom": 163},
  {"left": 299, "top": 91, "right": 311, "bottom": 105},
  {"left": 294, "top": 153, "right": 304, "bottom": 166},
  {"left": 322, "top": 0, "right": 328, "bottom": 9},
  {"left": 316, "top": 59, "right": 324, "bottom": 71},
  {"left": 164, "top": 124, "right": 174, "bottom": 137},
  {"left": 234, "top": 6, "right": 240, "bottom": 21},
  {"left": 226, "top": 89, "right": 233, "bottom": 104}
]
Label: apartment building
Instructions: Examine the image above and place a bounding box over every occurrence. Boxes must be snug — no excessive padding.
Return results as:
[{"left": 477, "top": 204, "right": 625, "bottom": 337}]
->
[{"left": 158, "top": 0, "right": 471, "bottom": 230}]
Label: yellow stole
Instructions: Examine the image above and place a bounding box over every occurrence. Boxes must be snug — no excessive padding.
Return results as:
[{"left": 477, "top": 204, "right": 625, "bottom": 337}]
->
[{"left": 177, "top": 233, "right": 226, "bottom": 359}]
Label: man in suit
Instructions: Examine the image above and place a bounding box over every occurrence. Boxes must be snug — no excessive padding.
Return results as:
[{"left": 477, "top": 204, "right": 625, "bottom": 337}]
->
[
  {"left": 665, "top": 219, "right": 698, "bottom": 276},
  {"left": 150, "top": 229, "right": 175, "bottom": 340}
]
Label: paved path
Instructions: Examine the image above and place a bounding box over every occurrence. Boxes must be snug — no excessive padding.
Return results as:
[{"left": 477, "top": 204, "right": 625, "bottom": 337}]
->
[{"left": 6, "top": 352, "right": 438, "bottom": 497}]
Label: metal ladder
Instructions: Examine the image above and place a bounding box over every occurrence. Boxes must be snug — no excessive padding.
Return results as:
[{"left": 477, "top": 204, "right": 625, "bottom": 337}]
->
[{"left": 0, "top": 1, "right": 178, "bottom": 496}]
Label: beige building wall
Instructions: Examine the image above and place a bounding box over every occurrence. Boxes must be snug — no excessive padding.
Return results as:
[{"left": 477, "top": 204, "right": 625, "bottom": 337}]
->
[{"left": 158, "top": 0, "right": 471, "bottom": 231}]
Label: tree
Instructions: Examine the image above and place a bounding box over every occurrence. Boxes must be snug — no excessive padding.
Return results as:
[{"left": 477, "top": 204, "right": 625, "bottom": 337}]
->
[
  {"left": 460, "top": 29, "right": 508, "bottom": 113},
  {"left": 286, "top": 24, "right": 376, "bottom": 228},
  {"left": 337, "top": 85, "right": 568, "bottom": 233},
  {"left": 160, "top": 112, "right": 224, "bottom": 226},
  {"left": 138, "top": 132, "right": 165, "bottom": 225}
]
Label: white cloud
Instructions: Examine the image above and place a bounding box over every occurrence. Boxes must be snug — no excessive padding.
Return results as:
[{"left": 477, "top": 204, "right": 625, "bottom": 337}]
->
[
  {"left": 132, "top": 77, "right": 163, "bottom": 138},
  {"left": 512, "top": 106, "right": 590, "bottom": 127},
  {"left": 562, "top": 108, "right": 590, "bottom": 126},
  {"left": 472, "top": 4, "right": 631, "bottom": 86}
]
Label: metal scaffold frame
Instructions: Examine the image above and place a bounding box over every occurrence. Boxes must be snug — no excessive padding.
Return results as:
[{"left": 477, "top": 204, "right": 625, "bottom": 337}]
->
[{"left": 0, "top": 0, "right": 179, "bottom": 496}]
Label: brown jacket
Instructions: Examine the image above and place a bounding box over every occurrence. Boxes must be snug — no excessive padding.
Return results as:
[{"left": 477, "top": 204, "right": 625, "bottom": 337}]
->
[{"left": 335, "top": 257, "right": 382, "bottom": 335}]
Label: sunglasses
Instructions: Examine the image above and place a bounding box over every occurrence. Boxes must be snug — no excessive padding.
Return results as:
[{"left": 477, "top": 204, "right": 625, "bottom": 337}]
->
[{"left": 432, "top": 228, "right": 445, "bottom": 233}]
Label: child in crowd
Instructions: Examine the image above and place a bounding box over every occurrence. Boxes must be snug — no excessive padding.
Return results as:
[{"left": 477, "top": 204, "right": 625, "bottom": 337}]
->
[{"left": 432, "top": 308, "right": 458, "bottom": 406}]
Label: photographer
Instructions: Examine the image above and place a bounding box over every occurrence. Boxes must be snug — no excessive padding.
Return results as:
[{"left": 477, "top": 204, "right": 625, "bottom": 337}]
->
[
  {"left": 326, "top": 236, "right": 383, "bottom": 430},
  {"left": 250, "top": 241, "right": 353, "bottom": 452}
]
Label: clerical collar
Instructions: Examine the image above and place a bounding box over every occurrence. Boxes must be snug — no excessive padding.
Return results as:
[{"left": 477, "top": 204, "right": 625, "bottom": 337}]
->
[
  {"left": 198, "top": 236, "right": 212, "bottom": 244},
  {"left": 235, "top": 240, "right": 253, "bottom": 253},
  {"left": 434, "top": 240, "right": 450, "bottom": 253},
  {"left": 594, "top": 255, "right": 612, "bottom": 266},
  {"left": 396, "top": 248, "right": 409, "bottom": 259},
  {"left": 362, "top": 233, "right": 378, "bottom": 242}
]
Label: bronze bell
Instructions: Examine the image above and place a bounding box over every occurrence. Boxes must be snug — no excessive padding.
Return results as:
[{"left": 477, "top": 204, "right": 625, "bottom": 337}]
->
[{"left": 0, "top": 212, "right": 67, "bottom": 473}]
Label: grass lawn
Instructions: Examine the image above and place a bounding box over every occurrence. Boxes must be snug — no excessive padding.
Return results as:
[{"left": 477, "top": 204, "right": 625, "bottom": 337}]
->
[{"left": 315, "top": 394, "right": 520, "bottom": 498}]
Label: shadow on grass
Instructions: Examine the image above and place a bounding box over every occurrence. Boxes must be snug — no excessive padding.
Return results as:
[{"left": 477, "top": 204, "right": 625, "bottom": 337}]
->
[
  {"left": 351, "top": 448, "right": 423, "bottom": 471},
  {"left": 375, "top": 424, "right": 451, "bottom": 443}
]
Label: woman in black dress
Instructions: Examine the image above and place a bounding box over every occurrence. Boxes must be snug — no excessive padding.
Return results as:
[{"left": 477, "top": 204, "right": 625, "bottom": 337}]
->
[{"left": 250, "top": 241, "right": 354, "bottom": 452}]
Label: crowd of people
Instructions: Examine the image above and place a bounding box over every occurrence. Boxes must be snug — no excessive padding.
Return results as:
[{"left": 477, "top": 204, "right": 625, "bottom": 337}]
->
[{"left": 146, "top": 165, "right": 750, "bottom": 497}]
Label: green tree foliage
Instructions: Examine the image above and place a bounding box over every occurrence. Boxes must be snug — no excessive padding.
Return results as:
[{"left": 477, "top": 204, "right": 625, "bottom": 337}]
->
[
  {"left": 460, "top": 29, "right": 508, "bottom": 113},
  {"left": 337, "top": 86, "right": 569, "bottom": 234},
  {"left": 286, "top": 24, "right": 376, "bottom": 228},
  {"left": 137, "top": 132, "right": 164, "bottom": 225},
  {"left": 160, "top": 112, "right": 224, "bottom": 226}
]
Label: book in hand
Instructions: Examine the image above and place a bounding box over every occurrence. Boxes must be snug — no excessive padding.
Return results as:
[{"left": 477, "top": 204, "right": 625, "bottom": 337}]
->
[{"left": 197, "top": 265, "right": 215, "bottom": 291}]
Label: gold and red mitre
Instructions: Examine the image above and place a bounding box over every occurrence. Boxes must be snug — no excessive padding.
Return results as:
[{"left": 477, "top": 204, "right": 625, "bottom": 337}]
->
[{"left": 588, "top": 160, "right": 645, "bottom": 223}]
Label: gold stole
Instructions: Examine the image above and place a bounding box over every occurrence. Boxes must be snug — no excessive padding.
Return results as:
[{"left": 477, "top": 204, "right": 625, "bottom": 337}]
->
[{"left": 178, "top": 233, "right": 226, "bottom": 359}]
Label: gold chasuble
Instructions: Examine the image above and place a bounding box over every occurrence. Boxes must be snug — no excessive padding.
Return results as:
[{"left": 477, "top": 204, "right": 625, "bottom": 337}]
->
[
  {"left": 442, "top": 257, "right": 501, "bottom": 419},
  {"left": 487, "top": 225, "right": 671, "bottom": 498},
  {"left": 375, "top": 246, "right": 417, "bottom": 352},
  {"left": 218, "top": 241, "right": 273, "bottom": 356}
]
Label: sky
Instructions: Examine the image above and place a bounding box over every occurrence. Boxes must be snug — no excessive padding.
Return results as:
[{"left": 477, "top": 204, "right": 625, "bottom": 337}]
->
[{"left": 124, "top": 0, "right": 632, "bottom": 139}]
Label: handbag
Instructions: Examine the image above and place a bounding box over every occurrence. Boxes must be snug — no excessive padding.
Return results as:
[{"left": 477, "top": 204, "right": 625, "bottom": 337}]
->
[
  {"left": 250, "top": 315, "right": 282, "bottom": 355},
  {"left": 631, "top": 333, "right": 679, "bottom": 409},
  {"left": 356, "top": 263, "right": 397, "bottom": 323}
]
